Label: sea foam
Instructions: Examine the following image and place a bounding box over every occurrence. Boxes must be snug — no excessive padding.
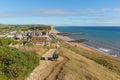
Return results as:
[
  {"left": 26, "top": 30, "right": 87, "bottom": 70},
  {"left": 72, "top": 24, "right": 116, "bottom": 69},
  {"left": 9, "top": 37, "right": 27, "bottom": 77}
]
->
[{"left": 98, "top": 48, "right": 111, "bottom": 53}]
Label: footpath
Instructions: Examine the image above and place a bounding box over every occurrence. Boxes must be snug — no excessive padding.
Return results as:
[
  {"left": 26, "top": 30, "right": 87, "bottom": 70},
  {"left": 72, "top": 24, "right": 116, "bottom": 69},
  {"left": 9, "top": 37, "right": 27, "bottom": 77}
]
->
[{"left": 26, "top": 49, "right": 65, "bottom": 80}]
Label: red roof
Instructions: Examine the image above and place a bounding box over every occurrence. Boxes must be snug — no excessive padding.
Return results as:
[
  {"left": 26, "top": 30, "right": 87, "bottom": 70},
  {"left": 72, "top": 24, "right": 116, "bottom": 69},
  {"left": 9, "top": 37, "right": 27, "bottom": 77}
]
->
[{"left": 31, "top": 36, "right": 49, "bottom": 43}]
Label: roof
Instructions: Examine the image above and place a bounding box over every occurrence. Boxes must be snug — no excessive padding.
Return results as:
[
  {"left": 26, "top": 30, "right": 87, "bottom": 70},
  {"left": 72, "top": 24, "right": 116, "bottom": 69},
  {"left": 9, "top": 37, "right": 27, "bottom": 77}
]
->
[{"left": 31, "top": 36, "right": 49, "bottom": 43}]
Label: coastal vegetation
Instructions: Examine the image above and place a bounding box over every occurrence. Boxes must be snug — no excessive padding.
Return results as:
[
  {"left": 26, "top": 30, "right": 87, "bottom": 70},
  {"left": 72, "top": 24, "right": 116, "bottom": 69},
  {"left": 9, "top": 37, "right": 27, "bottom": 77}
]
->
[
  {"left": 58, "top": 47, "right": 120, "bottom": 80},
  {"left": 61, "top": 42, "right": 120, "bottom": 75},
  {"left": 0, "top": 38, "right": 40, "bottom": 80},
  {"left": 0, "top": 38, "right": 18, "bottom": 46},
  {"left": 0, "top": 46, "right": 39, "bottom": 80}
]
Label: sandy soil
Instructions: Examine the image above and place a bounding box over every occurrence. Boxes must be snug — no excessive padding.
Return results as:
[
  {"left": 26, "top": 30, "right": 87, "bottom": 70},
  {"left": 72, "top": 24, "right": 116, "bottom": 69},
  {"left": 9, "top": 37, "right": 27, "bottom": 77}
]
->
[{"left": 26, "top": 49, "right": 68, "bottom": 80}]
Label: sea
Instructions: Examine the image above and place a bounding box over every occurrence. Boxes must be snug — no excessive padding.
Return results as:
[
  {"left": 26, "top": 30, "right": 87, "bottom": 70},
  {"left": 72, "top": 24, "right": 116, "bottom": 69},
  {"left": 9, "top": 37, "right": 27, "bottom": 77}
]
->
[{"left": 55, "top": 26, "right": 120, "bottom": 57}]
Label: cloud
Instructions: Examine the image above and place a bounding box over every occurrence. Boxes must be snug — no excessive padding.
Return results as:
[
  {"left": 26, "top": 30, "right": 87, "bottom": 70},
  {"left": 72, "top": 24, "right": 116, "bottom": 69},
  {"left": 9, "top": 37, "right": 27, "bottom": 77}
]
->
[
  {"left": 29, "top": 8, "right": 110, "bottom": 16},
  {"left": 0, "top": 12, "right": 26, "bottom": 18},
  {"left": 0, "top": 8, "right": 120, "bottom": 18},
  {"left": 29, "top": 9, "right": 73, "bottom": 16},
  {"left": 113, "top": 8, "right": 120, "bottom": 12},
  {"left": 0, "top": 13, "right": 15, "bottom": 18},
  {"left": 68, "top": 16, "right": 120, "bottom": 26}
]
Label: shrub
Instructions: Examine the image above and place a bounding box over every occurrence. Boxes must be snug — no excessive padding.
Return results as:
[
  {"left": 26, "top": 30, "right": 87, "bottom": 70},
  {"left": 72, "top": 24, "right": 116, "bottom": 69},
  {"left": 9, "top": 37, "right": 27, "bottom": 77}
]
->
[
  {"left": 0, "top": 71, "right": 7, "bottom": 80},
  {"left": 0, "top": 46, "right": 39, "bottom": 80},
  {"left": 0, "top": 38, "right": 18, "bottom": 46}
]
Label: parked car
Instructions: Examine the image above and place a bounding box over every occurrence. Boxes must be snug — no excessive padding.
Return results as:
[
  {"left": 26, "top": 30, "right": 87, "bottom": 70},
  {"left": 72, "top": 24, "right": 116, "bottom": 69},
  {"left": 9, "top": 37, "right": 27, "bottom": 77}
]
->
[
  {"left": 40, "top": 57, "right": 45, "bottom": 60},
  {"left": 53, "top": 53, "right": 59, "bottom": 59}
]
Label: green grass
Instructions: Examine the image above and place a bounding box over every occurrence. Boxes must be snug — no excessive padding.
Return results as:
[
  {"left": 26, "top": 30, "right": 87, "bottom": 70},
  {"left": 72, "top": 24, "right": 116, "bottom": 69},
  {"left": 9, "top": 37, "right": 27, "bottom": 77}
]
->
[
  {"left": 0, "top": 38, "right": 18, "bottom": 46},
  {"left": 0, "top": 46, "right": 39, "bottom": 80},
  {"left": 0, "top": 71, "right": 7, "bottom": 80}
]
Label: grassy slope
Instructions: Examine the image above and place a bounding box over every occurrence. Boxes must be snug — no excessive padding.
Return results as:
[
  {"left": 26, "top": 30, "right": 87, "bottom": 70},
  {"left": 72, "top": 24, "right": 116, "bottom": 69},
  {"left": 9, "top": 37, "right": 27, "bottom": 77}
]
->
[
  {"left": 0, "top": 46, "right": 40, "bottom": 80},
  {"left": 58, "top": 42, "right": 120, "bottom": 80}
]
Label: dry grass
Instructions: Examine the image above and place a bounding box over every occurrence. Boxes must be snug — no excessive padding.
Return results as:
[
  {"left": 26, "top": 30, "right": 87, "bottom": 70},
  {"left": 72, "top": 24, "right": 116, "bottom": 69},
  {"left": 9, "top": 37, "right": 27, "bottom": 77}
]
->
[
  {"left": 61, "top": 42, "right": 120, "bottom": 74},
  {"left": 58, "top": 46, "right": 120, "bottom": 80},
  {"left": 16, "top": 45, "right": 49, "bottom": 57}
]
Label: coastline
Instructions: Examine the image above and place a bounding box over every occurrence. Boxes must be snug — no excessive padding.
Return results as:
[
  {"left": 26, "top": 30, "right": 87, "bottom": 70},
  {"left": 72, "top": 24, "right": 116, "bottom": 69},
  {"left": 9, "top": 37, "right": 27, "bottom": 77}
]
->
[{"left": 53, "top": 29, "right": 118, "bottom": 59}]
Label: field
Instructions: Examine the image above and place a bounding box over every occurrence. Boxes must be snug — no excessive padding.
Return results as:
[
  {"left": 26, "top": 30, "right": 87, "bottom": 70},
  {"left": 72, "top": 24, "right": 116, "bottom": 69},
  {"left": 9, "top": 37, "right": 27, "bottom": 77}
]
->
[
  {"left": 0, "top": 24, "right": 51, "bottom": 33},
  {"left": 55, "top": 42, "right": 120, "bottom": 80}
]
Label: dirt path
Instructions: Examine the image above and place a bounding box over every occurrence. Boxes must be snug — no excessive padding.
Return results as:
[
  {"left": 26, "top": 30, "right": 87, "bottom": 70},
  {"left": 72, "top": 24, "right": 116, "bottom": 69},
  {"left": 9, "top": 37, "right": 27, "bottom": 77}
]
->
[
  {"left": 45, "top": 58, "right": 68, "bottom": 80},
  {"left": 26, "top": 49, "right": 68, "bottom": 80}
]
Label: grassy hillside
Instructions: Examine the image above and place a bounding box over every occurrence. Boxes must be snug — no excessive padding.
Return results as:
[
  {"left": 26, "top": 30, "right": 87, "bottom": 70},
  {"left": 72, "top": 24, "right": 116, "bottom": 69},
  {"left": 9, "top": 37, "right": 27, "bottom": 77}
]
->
[
  {"left": 61, "top": 42, "right": 120, "bottom": 75},
  {"left": 57, "top": 42, "right": 120, "bottom": 80},
  {"left": 0, "top": 46, "right": 39, "bottom": 80}
]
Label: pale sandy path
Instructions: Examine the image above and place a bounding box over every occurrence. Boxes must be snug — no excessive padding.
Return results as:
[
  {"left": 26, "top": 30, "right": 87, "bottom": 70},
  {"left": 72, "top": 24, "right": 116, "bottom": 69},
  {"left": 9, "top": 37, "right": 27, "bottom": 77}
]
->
[{"left": 26, "top": 49, "right": 65, "bottom": 80}]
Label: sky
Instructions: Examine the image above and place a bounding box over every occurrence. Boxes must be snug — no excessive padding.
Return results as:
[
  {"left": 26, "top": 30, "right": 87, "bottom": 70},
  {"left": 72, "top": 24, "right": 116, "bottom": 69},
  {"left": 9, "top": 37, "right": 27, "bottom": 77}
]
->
[{"left": 0, "top": 0, "right": 120, "bottom": 26}]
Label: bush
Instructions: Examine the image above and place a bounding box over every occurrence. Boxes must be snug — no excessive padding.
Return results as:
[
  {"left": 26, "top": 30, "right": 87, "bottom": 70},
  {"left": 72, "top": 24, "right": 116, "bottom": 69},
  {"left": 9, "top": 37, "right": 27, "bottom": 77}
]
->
[
  {"left": 25, "top": 42, "right": 34, "bottom": 47},
  {"left": 0, "top": 71, "right": 7, "bottom": 80},
  {"left": 7, "top": 64, "right": 25, "bottom": 79},
  {"left": 0, "top": 38, "right": 18, "bottom": 46},
  {"left": 0, "top": 46, "right": 39, "bottom": 80}
]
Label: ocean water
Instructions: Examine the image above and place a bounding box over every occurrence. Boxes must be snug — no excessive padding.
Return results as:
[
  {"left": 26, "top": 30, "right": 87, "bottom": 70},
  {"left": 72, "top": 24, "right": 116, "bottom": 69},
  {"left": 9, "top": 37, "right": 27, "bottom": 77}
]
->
[{"left": 55, "top": 26, "right": 120, "bottom": 57}]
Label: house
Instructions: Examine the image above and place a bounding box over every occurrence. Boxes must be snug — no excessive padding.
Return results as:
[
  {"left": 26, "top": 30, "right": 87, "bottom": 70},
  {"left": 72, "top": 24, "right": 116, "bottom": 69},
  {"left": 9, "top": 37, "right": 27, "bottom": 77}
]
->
[
  {"left": 0, "top": 34, "right": 15, "bottom": 39},
  {"left": 6, "top": 35, "right": 14, "bottom": 39},
  {"left": 14, "top": 35, "right": 23, "bottom": 40},
  {"left": 31, "top": 36, "right": 50, "bottom": 46},
  {"left": 14, "top": 31, "right": 23, "bottom": 40},
  {"left": 26, "top": 31, "right": 49, "bottom": 37},
  {"left": 26, "top": 32, "right": 42, "bottom": 37},
  {"left": 41, "top": 31, "right": 49, "bottom": 36}
]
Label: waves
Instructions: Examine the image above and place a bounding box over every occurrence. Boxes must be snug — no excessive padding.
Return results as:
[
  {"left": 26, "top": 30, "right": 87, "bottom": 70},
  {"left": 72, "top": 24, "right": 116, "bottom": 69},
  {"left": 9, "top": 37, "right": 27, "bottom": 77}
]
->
[
  {"left": 55, "top": 27, "right": 120, "bottom": 57},
  {"left": 84, "top": 40, "right": 120, "bottom": 57},
  {"left": 98, "top": 48, "right": 111, "bottom": 53}
]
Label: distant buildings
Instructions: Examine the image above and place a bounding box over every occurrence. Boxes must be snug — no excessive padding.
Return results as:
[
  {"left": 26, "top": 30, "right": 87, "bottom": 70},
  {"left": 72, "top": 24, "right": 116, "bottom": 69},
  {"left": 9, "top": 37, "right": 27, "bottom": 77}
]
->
[
  {"left": 6, "top": 35, "right": 14, "bottom": 39},
  {"left": 0, "top": 30, "right": 51, "bottom": 46},
  {"left": 26, "top": 31, "right": 49, "bottom": 37},
  {"left": 31, "top": 36, "right": 50, "bottom": 46}
]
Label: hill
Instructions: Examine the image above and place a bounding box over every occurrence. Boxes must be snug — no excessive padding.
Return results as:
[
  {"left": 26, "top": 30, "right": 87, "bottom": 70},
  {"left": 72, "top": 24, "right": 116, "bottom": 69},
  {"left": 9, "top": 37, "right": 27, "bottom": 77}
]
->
[{"left": 0, "top": 46, "right": 39, "bottom": 80}]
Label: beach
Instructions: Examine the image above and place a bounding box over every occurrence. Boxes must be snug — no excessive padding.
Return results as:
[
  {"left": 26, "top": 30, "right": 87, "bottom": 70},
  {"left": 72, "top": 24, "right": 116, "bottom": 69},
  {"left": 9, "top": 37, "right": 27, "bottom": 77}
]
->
[{"left": 52, "top": 28, "right": 118, "bottom": 59}]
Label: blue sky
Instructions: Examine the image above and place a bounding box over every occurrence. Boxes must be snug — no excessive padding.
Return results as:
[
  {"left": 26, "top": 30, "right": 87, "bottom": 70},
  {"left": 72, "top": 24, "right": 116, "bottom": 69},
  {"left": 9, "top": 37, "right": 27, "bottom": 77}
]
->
[{"left": 0, "top": 0, "right": 120, "bottom": 26}]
